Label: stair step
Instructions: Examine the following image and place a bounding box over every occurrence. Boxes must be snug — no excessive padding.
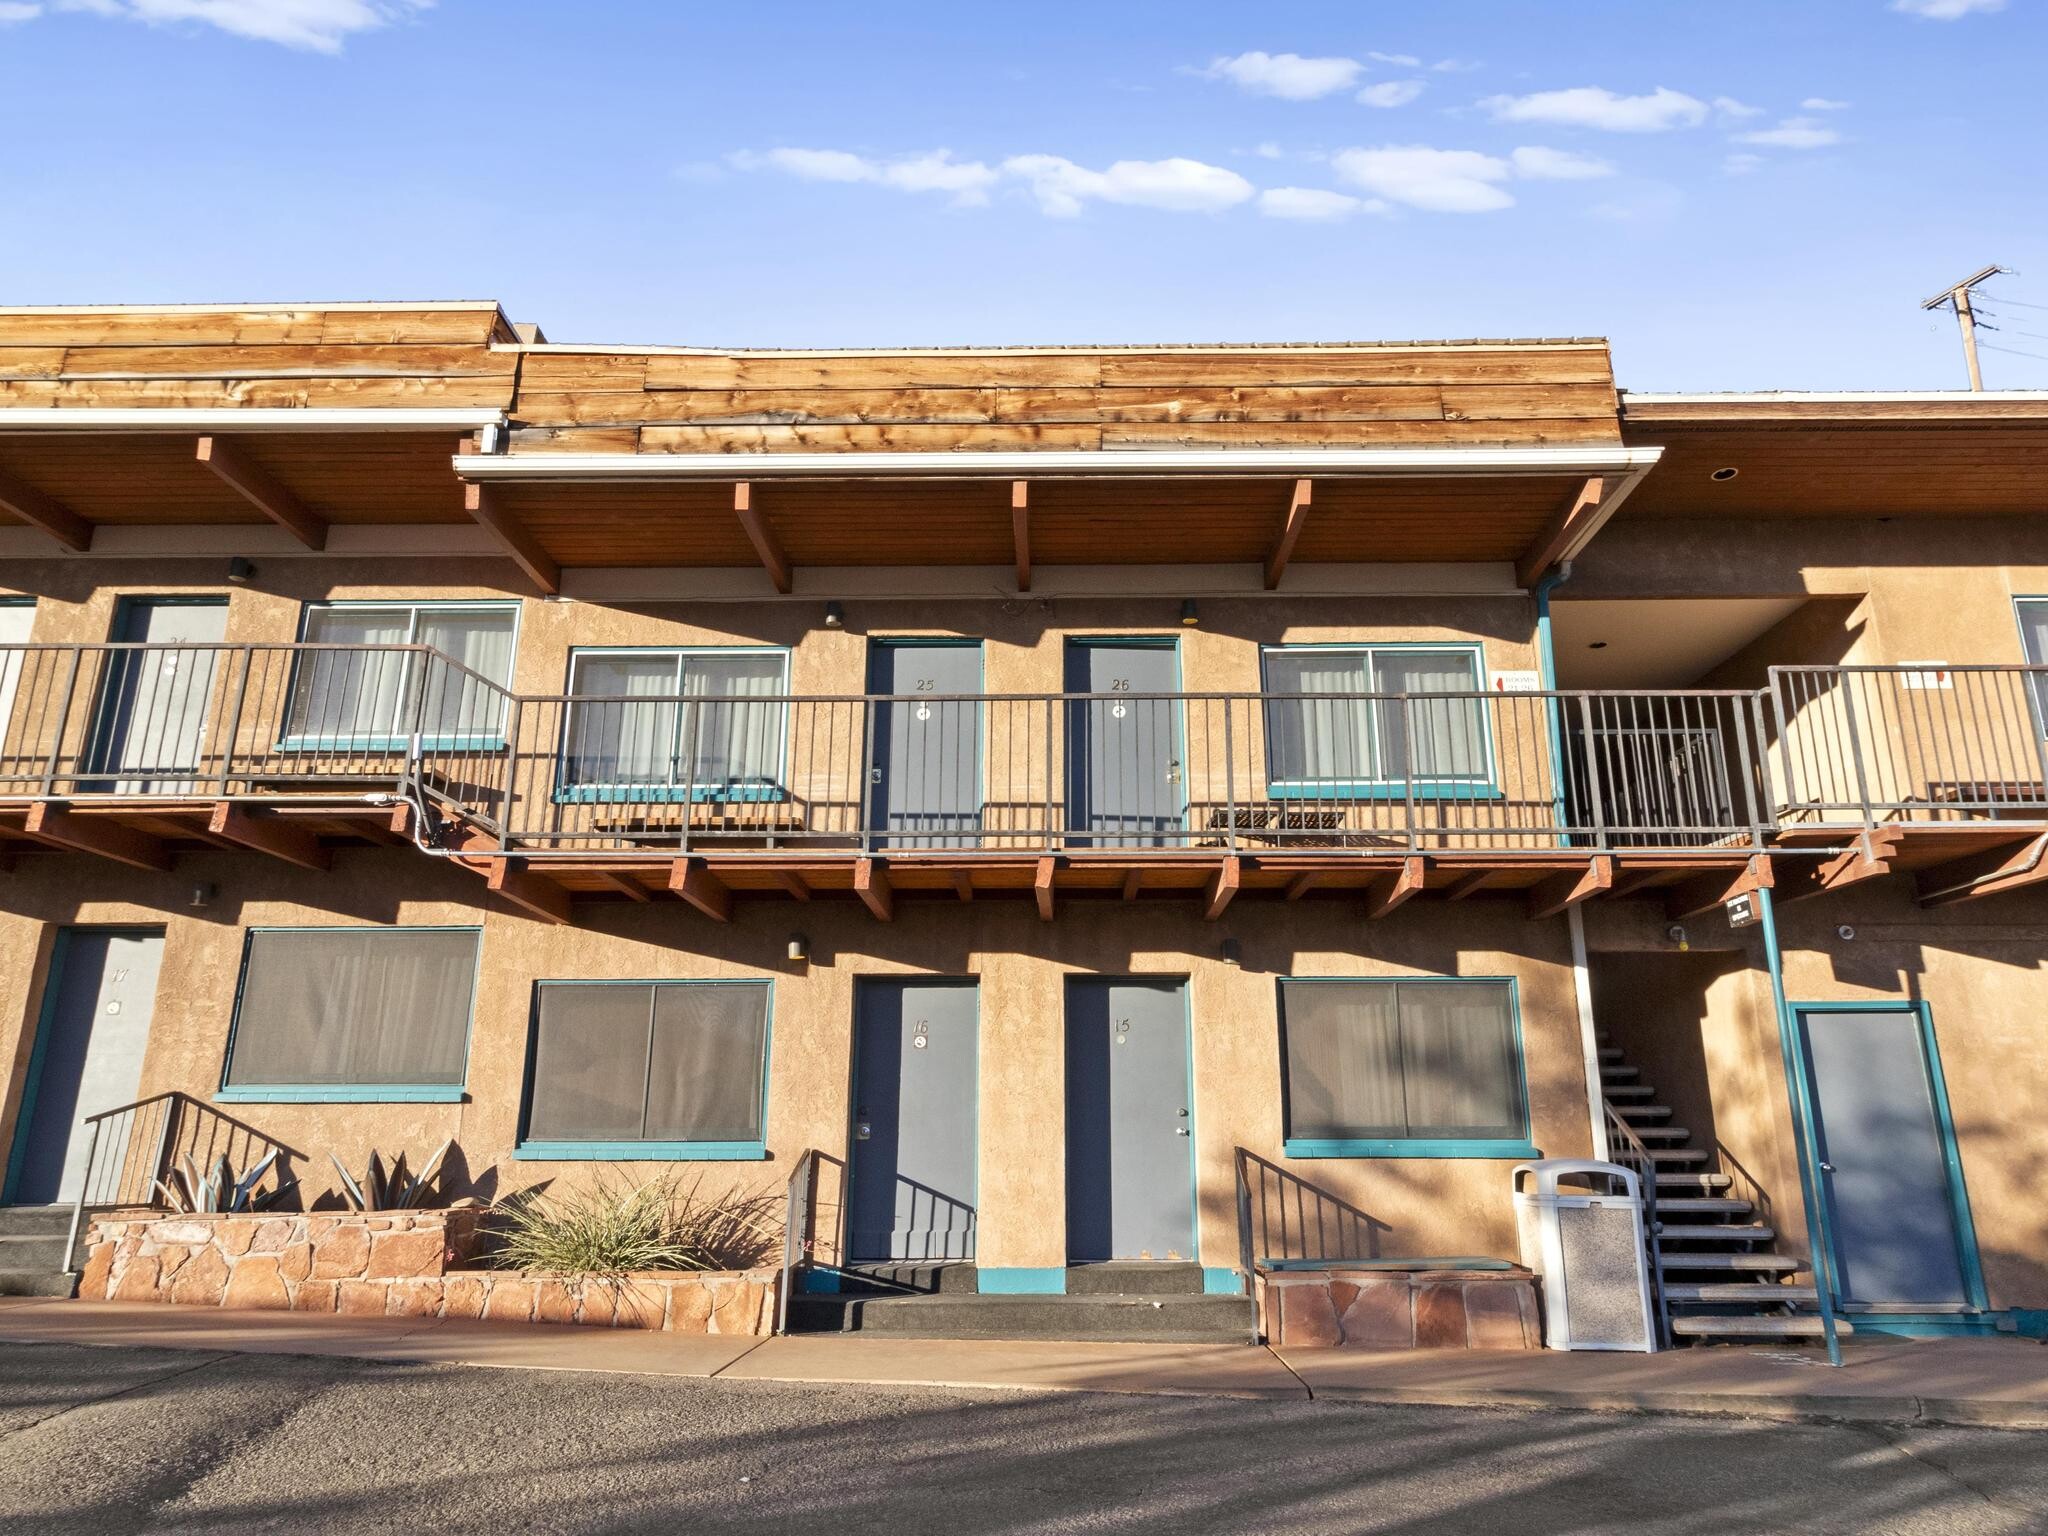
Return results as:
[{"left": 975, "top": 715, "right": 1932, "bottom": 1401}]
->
[
  {"left": 1671, "top": 1314, "right": 1853, "bottom": 1340},
  {"left": 0, "top": 1235, "right": 72, "bottom": 1265},
  {"left": 1063, "top": 1262, "right": 1206, "bottom": 1296},
  {"left": 1633, "top": 1127, "right": 1691, "bottom": 1142},
  {"left": 1604, "top": 1084, "right": 1656, "bottom": 1100},
  {"left": 1619, "top": 1105, "right": 1673, "bottom": 1121},
  {"left": 787, "top": 1291, "right": 1254, "bottom": 1343},
  {"left": 834, "top": 1262, "right": 980, "bottom": 1297},
  {"left": 1597, "top": 1047, "right": 1622, "bottom": 1061},
  {"left": 1653, "top": 1171, "right": 1731, "bottom": 1189},
  {"left": 1599, "top": 1064, "right": 1640, "bottom": 1081},
  {"left": 1664, "top": 1282, "right": 1818, "bottom": 1304},
  {"left": 0, "top": 1268, "right": 79, "bottom": 1299},
  {"left": 1649, "top": 1149, "right": 1709, "bottom": 1165},
  {"left": 1656, "top": 1197, "right": 1754, "bottom": 1216},
  {"left": 1656, "top": 1224, "right": 1776, "bottom": 1244},
  {"left": 0, "top": 1206, "right": 75, "bottom": 1239},
  {"left": 1658, "top": 1252, "right": 1804, "bottom": 1273}
]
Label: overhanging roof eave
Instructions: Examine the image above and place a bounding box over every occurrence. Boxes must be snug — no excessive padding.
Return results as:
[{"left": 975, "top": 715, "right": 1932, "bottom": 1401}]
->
[{"left": 0, "top": 408, "right": 506, "bottom": 434}]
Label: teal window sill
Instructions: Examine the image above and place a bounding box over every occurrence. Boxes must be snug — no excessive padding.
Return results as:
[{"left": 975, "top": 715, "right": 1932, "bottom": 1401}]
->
[
  {"left": 1284, "top": 1138, "right": 1540, "bottom": 1160},
  {"left": 514, "top": 1140, "right": 768, "bottom": 1162},
  {"left": 1266, "top": 782, "right": 1504, "bottom": 802},
  {"left": 553, "top": 784, "right": 789, "bottom": 806},
  {"left": 216, "top": 1085, "right": 466, "bottom": 1104}
]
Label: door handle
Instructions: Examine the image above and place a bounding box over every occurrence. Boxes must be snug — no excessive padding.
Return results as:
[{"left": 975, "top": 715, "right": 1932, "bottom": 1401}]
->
[
  {"left": 1175, "top": 1128, "right": 1190, "bottom": 1137},
  {"left": 1819, "top": 1162, "right": 1835, "bottom": 1173}
]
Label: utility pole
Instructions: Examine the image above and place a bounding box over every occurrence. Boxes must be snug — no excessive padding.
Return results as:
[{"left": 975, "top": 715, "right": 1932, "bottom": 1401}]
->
[{"left": 1921, "top": 264, "right": 2006, "bottom": 391}]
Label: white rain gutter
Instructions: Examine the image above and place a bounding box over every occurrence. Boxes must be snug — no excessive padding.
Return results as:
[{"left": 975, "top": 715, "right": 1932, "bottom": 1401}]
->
[
  {"left": 0, "top": 408, "right": 505, "bottom": 433},
  {"left": 1623, "top": 390, "right": 2048, "bottom": 405},
  {"left": 453, "top": 445, "right": 1664, "bottom": 482}
]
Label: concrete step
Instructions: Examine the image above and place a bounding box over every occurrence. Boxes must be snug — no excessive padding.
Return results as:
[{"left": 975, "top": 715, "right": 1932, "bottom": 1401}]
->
[
  {"left": 0, "top": 1234, "right": 71, "bottom": 1267},
  {"left": 1597, "top": 1047, "right": 1622, "bottom": 1061},
  {"left": 1604, "top": 1084, "right": 1656, "bottom": 1101},
  {"left": 1633, "top": 1126, "right": 1690, "bottom": 1143},
  {"left": 1656, "top": 1197, "right": 1754, "bottom": 1217},
  {"left": 835, "top": 1263, "right": 980, "bottom": 1297},
  {"left": 1658, "top": 1252, "right": 1804, "bottom": 1274},
  {"left": 1653, "top": 1171, "right": 1732, "bottom": 1190},
  {"left": 0, "top": 1268, "right": 78, "bottom": 1299},
  {"left": 1656, "top": 1224, "right": 1776, "bottom": 1244},
  {"left": 1599, "top": 1064, "right": 1640, "bottom": 1081},
  {"left": 1664, "top": 1282, "right": 1818, "bottom": 1304},
  {"left": 787, "top": 1291, "right": 1255, "bottom": 1343},
  {"left": 1670, "top": 1314, "right": 1852, "bottom": 1340},
  {"left": 1619, "top": 1105, "right": 1673, "bottom": 1121},
  {"left": 0, "top": 1206, "right": 74, "bottom": 1239},
  {"left": 1648, "top": 1149, "right": 1709, "bottom": 1165},
  {"left": 1063, "top": 1262, "right": 1206, "bottom": 1296}
]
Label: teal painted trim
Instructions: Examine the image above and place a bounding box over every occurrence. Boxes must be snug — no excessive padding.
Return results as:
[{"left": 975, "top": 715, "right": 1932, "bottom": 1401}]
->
[
  {"left": 1203, "top": 1266, "right": 1245, "bottom": 1295},
  {"left": 1791, "top": 999, "right": 1991, "bottom": 1315},
  {"left": 216, "top": 1085, "right": 463, "bottom": 1104},
  {"left": 1284, "top": 1138, "right": 1541, "bottom": 1160},
  {"left": 977, "top": 1267, "right": 1066, "bottom": 1294},
  {"left": 553, "top": 782, "right": 788, "bottom": 805},
  {"left": 1179, "top": 975, "right": 1200, "bottom": 1268},
  {"left": 799, "top": 1267, "right": 843, "bottom": 1295},
  {"left": 1266, "top": 781, "right": 1503, "bottom": 802},
  {"left": 2, "top": 929, "right": 76, "bottom": 1205},
  {"left": 514, "top": 1140, "right": 767, "bottom": 1162},
  {"left": 1256, "top": 642, "right": 1496, "bottom": 800},
  {"left": 1840, "top": 1314, "right": 2005, "bottom": 1340},
  {"left": 1276, "top": 975, "right": 1533, "bottom": 1150},
  {"left": 1758, "top": 887, "right": 1846, "bottom": 1367},
  {"left": 2009, "top": 1309, "right": 2048, "bottom": 1339}
]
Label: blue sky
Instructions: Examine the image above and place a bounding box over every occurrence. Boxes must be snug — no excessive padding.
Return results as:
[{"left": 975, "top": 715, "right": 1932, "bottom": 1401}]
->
[{"left": 2, "top": 1, "right": 2045, "bottom": 390}]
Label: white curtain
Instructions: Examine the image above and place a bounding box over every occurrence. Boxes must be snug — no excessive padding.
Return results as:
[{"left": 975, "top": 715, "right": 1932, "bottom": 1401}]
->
[
  {"left": 417, "top": 609, "right": 515, "bottom": 737},
  {"left": 1396, "top": 982, "right": 1522, "bottom": 1139},
  {"left": 1375, "top": 651, "right": 1486, "bottom": 781},
  {"left": 682, "top": 654, "right": 786, "bottom": 791},
  {"left": 1265, "top": 650, "right": 1373, "bottom": 783},
  {"left": 1281, "top": 981, "right": 1404, "bottom": 1139},
  {"left": 567, "top": 655, "right": 679, "bottom": 788},
  {"left": 290, "top": 608, "right": 411, "bottom": 741},
  {"left": 0, "top": 603, "right": 32, "bottom": 770}
]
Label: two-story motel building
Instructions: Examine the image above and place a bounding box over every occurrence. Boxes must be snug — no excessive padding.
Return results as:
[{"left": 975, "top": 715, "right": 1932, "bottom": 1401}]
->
[{"left": 2, "top": 302, "right": 2045, "bottom": 1344}]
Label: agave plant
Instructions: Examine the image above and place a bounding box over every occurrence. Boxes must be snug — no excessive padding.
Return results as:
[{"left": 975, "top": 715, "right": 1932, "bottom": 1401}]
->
[
  {"left": 154, "top": 1150, "right": 297, "bottom": 1214},
  {"left": 328, "top": 1140, "right": 454, "bottom": 1212}
]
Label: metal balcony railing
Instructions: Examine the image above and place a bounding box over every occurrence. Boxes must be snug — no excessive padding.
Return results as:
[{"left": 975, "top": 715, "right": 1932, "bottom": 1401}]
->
[{"left": 6, "top": 644, "right": 2045, "bottom": 858}]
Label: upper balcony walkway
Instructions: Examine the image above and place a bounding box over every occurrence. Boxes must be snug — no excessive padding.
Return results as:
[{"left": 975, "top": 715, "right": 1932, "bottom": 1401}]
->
[{"left": 2, "top": 644, "right": 2044, "bottom": 921}]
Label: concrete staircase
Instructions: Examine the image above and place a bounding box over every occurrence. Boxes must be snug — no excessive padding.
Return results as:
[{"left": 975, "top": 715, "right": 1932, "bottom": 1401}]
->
[
  {"left": 0, "top": 1206, "right": 80, "bottom": 1298},
  {"left": 786, "top": 1261, "right": 1255, "bottom": 1343},
  {"left": 1598, "top": 1041, "right": 1848, "bottom": 1345}
]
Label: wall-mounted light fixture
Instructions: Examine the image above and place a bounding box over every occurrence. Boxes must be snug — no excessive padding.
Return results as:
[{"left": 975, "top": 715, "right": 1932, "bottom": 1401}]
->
[
  {"left": 190, "top": 882, "right": 218, "bottom": 909},
  {"left": 1179, "top": 598, "right": 1199, "bottom": 627},
  {"left": 227, "top": 557, "right": 257, "bottom": 584},
  {"left": 1221, "top": 937, "right": 1242, "bottom": 967},
  {"left": 823, "top": 602, "right": 845, "bottom": 630},
  {"left": 1665, "top": 923, "right": 1689, "bottom": 952},
  {"left": 787, "top": 933, "right": 810, "bottom": 963}
]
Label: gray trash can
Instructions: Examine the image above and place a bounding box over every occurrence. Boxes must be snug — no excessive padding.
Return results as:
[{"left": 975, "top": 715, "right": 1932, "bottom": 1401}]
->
[{"left": 1513, "top": 1159, "right": 1656, "bottom": 1352}]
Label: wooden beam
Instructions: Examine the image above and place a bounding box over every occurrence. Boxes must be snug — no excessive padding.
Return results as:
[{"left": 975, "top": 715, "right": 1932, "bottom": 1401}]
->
[
  {"left": 486, "top": 858, "right": 572, "bottom": 925},
  {"left": 596, "top": 870, "right": 652, "bottom": 902},
  {"left": 1916, "top": 833, "right": 2048, "bottom": 908},
  {"left": 1121, "top": 867, "right": 1144, "bottom": 902},
  {"left": 773, "top": 869, "right": 813, "bottom": 902},
  {"left": 1033, "top": 856, "right": 1057, "bottom": 921},
  {"left": 668, "top": 858, "right": 733, "bottom": 922},
  {"left": 464, "top": 482, "right": 560, "bottom": 594},
  {"left": 1515, "top": 476, "right": 1606, "bottom": 589},
  {"left": 22, "top": 802, "right": 170, "bottom": 871},
  {"left": 1364, "top": 856, "right": 1428, "bottom": 919},
  {"left": 952, "top": 868, "right": 975, "bottom": 903},
  {"left": 1442, "top": 868, "right": 1495, "bottom": 902},
  {"left": 1203, "top": 855, "right": 1242, "bottom": 921},
  {"left": 1528, "top": 854, "right": 1614, "bottom": 920},
  {"left": 1776, "top": 828, "right": 1904, "bottom": 903},
  {"left": 733, "top": 482, "right": 792, "bottom": 594},
  {"left": 854, "top": 857, "right": 893, "bottom": 921},
  {"left": 1665, "top": 854, "right": 1774, "bottom": 921},
  {"left": 206, "top": 802, "right": 329, "bottom": 871},
  {"left": 1284, "top": 871, "right": 1323, "bottom": 902},
  {"left": 1607, "top": 866, "right": 1673, "bottom": 902},
  {"left": 1263, "top": 479, "right": 1313, "bottom": 590},
  {"left": 194, "top": 436, "right": 325, "bottom": 549},
  {"left": 0, "top": 463, "right": 92, "bottom": 551},
  {"left": 1011, "top": 480, "right": 1031, "bottom": 593}
]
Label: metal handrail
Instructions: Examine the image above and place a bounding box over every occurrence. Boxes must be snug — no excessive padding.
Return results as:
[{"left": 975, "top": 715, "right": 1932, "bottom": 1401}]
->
[
  {"left": 1601, "top": 1098, "right": 1670, "bottom": 1349},
  {"left": 776, "top": 1147, "right": 819, "bottom": 1336}
]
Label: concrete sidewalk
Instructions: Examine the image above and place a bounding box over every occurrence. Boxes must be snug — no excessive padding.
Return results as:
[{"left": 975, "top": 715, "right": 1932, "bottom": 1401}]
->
[{"left": 3, "top": 1295, "right": 2045, "bottom": 1428}]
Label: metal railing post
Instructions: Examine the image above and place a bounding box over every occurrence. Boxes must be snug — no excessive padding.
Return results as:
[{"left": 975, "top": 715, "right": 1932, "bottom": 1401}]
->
[
  {"left": 1399, "top": 694, "right": 1418, "bottom": 853},
  {"left": 1838, "top": 673, "right": 1879, "bottom": 840},
  {"left": 215, "top": 647, "right": 253, "bottom": 796},
  {"left": 1575, "top": 694, "right": 1608, "bottom": 849},
  {"left": 62, "top": 1117, "right": 103, "bottom": 1274},
  {"left": 1730, "top": 695, "right": 1763, "bottom": 847},
  {"left": 1223, "top": 700, "right": 1238, "bottom": 853},
  {"left": 41, "top": 647, "right": 83, "bottom": 795}
]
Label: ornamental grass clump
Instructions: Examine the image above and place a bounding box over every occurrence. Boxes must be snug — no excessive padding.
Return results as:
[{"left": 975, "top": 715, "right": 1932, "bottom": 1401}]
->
[{"left": 489, "top": 1172, "right": 781, "bottom": 1278}]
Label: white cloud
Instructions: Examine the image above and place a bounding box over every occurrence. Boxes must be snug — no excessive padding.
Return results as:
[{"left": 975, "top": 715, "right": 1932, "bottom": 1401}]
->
[
  {"left": 1258, "top": 187, "right": 1382, "bottom": 220},
  {"left": 1481, "top": 85, "right": 1708, "bottom": 132},
  {"left": 1510, "top": 145, "right": 1616, "bottom": 180},
  {"left": 1892, "top": 0, "right": 2004, "bottom": 16},
  {"left": 1722, "top": 152, "right": 1764, "bottom": 176},
  {"left": 0, "top": 2, "right": 42, "bottom": 20},
  {"left": 1712, "top": 95, "right": 1765, "bottom": 119},
  {"left": 1358, "top": 79, "right": 1424, "bottom": 108},
  {"left": 734, "top": 148, "right": 999, "bottom": 206},
  {"left": 1801, "top": 96, "right": 1851, "bottom": 110},
  {"left": 1368, "top": 50, "right": 1420, "bottom": 67},
  {"left": 1001, "top": 155, "right": 1255, "bottom": 217},
  {"left": 1199, "top": 50, "right": 1361, "bottom": 100},
  {"left": 1333, "top": 145, "right": 1514, "bottom": 212},
  {"left": 1431, "top": 57, "right": 1483, "bottom": 73},
  {"left": 1734, "top": 116, "right": 1842, "bottom": 149},
  {"left": 52, "top": 0, "right": 427, "bottom": 51},
  {"left": 1253, "top": 141, "right": 1284, "bottom": 160}
]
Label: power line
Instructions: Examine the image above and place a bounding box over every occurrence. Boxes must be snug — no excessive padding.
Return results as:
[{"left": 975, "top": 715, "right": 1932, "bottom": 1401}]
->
[
  {"left": 1978, "top": 341, "right": 2048, "bottom": 363},
  {"left": 1920, "top": 264, "right": 2006, "bottom": 390}
]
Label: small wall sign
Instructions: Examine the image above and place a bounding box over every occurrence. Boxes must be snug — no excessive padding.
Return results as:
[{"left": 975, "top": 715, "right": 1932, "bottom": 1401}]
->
[
  {"left": 1899, "top": 663, "right": 1953, "bottom": 690},
  {"left": 1490, "top": 669, "right": 1542, "bottom": 693},
  {"left": 1725, "top": 892, "right": 1760, "bottom": 929}
]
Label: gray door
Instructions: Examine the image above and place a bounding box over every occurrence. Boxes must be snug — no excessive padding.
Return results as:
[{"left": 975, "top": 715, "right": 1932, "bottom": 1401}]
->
[
  {"left": 1066, "top": 642, "right": 1183, "bottom": 848},
  {"left": 92, "top": 599, "right": 229, "bottom": 792},
  {"left": 848, "top": 979, "right": 979, "bottom": 1261},
  {"left": 6, "top": 930, "right": 163, "bottom": 1206},
  {"left": 1066, "top": 978, "right": 1195, "bottom": 1262},
  {"left": 1799, "top": 1007, "right": 1975, "bottom": 1308},
  {"left": 868, "top": 642, "right": 982, "bottom": 849}
]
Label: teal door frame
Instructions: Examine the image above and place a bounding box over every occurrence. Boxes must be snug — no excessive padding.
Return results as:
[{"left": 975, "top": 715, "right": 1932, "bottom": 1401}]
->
[{"left": 1789, "top": 998, "right": 1990, "bottom": 1319}]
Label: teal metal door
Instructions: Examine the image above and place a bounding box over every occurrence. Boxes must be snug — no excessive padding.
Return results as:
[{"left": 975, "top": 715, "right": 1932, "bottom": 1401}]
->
[{"left": 1796, "top": 1005, "right": 1981, "bottom": 1310}]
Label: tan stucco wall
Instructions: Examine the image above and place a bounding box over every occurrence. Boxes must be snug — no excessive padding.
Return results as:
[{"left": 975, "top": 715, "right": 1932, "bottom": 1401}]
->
[{"left": 0, "top": 846, "right": 1589, "bottom": 1275}]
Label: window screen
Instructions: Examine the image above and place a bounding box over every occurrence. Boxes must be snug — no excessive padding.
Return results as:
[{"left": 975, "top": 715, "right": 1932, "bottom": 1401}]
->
[
  {"left": 1279, "top": 979, "right": 1524, "bottom": 1142},
  {"left": 525, "top": 981, "right": 769, "bottom": 1146},
  {"left": 224, "top": 929, "right": 479, "bottom": 1088},
  {"left": 287, "top": 604, "right": 515, "bottom": 743},
  {"left": 562, "top": 651, "right": 788, "bottom": 796},
  {"left": 1264, "top": 648, "right": 1487, "bottom": 784}
]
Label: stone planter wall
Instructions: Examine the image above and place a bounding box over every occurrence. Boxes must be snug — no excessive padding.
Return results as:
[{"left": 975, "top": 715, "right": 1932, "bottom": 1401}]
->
[
  {"left": 1257, "top": 1266, "right": 1542, "bottom": 1350},
  {"left": 79, "top": 1213, "right": 779, "bottom": 1336}
]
